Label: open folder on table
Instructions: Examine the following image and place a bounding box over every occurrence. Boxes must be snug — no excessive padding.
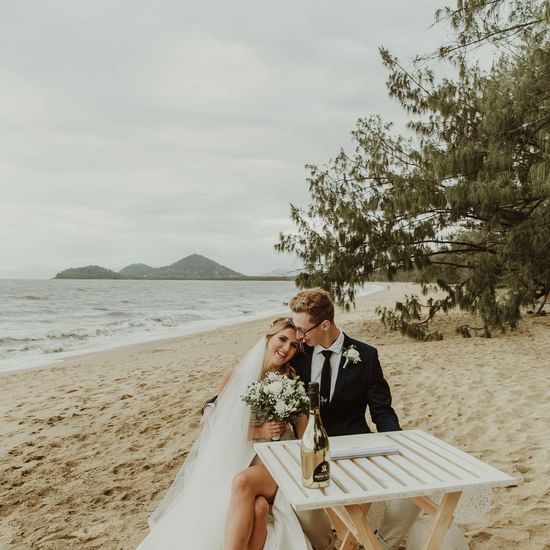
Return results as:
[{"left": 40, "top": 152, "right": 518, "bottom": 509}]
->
[{"left": 329, "top": 433, "right": 399, "bottom": 459}]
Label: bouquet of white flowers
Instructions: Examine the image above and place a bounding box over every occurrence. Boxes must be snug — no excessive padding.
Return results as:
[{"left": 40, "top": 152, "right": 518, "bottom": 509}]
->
[{"left": 241, "top": 371, "right": 309, "bottom": 425}]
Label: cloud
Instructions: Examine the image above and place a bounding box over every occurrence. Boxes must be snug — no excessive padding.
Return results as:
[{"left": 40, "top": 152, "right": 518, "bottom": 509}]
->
[{"left": 0, "top": 0, "right": 448, "bottom": 277}]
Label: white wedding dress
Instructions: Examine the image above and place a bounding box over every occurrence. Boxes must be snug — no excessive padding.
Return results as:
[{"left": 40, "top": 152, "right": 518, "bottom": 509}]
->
[{"left": 137, "top": 338, "right": 312, "bottom": 550}]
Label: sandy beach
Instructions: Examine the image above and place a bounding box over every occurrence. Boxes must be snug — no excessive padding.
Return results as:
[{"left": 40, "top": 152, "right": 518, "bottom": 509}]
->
[{"left": 1, "top": 282, "right": 549, "bottom": 549}]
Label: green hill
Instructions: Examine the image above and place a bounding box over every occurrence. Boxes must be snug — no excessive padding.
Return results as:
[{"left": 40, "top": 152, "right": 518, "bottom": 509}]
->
[
  {"left": 151, "top": 254, "right": 243, "bottom": 279},
  {"left": 55, "top": 265, "right": 128, "bottom": 279},
  {"left": 54, "top": 253, "right": 292, "bottom": 281},
  {"left": 55, "top": 254, "right": 246, "bottom": 280},
  {"left": 119, "top": 263, "right": 155, "bottom": 277}
]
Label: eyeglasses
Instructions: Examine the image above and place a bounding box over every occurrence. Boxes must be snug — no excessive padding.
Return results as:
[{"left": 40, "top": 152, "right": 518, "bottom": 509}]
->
[{"left": 295, "top": 320, "right": 324, "bottom": 337}]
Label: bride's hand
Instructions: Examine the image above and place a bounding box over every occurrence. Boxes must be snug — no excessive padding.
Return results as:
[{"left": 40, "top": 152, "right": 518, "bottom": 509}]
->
[{"left": 254, "top": 421, "right": 286, "bottom": 440}]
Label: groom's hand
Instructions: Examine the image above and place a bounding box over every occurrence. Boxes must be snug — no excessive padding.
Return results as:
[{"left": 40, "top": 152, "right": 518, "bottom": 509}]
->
[
  {"left": 200, "top": 404, "right": 216, "bottom": 428},
  {"left": 200, "top": 396, "right": 218, "bottom": 428},
  {"left": 201, "top": 396, "right": 217, "bottom": 414}
]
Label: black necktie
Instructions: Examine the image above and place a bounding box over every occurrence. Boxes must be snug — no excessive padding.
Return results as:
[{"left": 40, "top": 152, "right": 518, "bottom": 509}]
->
[{"left": 320, "top": 350, "right": 332, "bottom": 408}]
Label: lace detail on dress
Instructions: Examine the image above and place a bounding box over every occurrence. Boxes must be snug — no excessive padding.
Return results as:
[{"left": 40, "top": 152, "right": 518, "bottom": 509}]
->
[
  {"left": 454, "top": 487, "right": 493, "bottom": 524},
  {"left": 428, "top": 487, "right": 493, "bottom": 524},
  {"left": 406, "top": 518, "right": 469, "bottom": 550}
]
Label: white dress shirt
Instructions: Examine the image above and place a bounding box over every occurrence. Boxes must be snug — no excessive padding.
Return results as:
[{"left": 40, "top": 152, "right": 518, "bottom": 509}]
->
[{"left": 310, "top": 330, "right": 345, "bottom": 402}]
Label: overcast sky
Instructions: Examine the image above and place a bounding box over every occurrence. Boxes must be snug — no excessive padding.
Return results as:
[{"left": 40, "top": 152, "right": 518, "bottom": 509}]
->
[{"left": 0, "top": 0, "right": 452, "bottom": 278}]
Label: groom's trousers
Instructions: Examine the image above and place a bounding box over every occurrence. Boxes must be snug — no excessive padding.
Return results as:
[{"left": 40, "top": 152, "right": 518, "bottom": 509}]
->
[
  {"left": 375, "top": 499, "right": 421, "bottom": 549},
  {"left": 296, "top": 509, "right": 333, "bottom": 550}
]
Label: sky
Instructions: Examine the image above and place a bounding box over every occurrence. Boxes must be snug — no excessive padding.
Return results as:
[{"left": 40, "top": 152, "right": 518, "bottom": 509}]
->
[{"left": 0, "top": 0, "right": 452, "bottom": 278}]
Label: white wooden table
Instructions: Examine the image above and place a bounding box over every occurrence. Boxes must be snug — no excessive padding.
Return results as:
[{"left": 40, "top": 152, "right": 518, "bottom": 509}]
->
[{"left": 254, "top": 430, "right": 517, "bottom": 550}]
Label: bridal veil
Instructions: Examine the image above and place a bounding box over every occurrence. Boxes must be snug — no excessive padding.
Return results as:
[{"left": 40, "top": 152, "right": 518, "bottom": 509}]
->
[
  {"left": 138, "top": 338, "right": 265, "bottom": 548},
  {"left": 137, "top": 338, "right": 311, "bottom": 550}
]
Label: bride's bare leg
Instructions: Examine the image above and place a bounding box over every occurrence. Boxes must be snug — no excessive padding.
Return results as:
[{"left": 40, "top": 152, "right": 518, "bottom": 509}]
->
[
  {"left": 248, "top": 496, "right": 269, "bottom": 550},
  {"left": 224, "top": 465, "right": 277, "bottom": 550}
]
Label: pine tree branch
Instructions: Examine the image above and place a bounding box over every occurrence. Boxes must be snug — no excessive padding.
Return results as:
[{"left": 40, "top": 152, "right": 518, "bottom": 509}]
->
[
  {"left": 439, "top": 19, "right": 544, "bottom": 56},
  {"left": 503, "top": 113, "right": 550, "bottom": 135},
  {"left": 386, "top": 57, "right": 434, "bottom": 98},
  {"left": 433, "top": 0, "right": 503, "bottom": 26},
  {"left": 420, "top": 239, "right": 495, "bottom": 251},
  {"left": 424, "top": 260, "right": 474, "bottom": 269}
]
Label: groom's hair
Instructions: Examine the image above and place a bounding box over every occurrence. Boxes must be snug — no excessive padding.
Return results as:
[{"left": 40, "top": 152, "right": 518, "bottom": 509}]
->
[{"left": 289, "top": 288, "right": 335, "bottom": 324}]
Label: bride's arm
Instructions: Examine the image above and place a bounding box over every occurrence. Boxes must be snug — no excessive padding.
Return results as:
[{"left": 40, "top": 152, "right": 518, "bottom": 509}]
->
[{"left": 218, "top": 368, "right": 234, "bottom": 392}]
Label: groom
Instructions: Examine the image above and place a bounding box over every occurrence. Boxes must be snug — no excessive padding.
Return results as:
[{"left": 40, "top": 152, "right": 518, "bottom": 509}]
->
[
  {"left": 289, "top": 288, "right": 419, "bottom": 550},
  {"left": 290, "top": 287, "right": 400, "bottom": 436}
]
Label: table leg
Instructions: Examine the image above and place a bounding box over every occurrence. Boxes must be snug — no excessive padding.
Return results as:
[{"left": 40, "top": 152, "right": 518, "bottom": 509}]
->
[
  {"left": 346, "top": 504, "right": 382, "bottom": 550},
  {"left": 326, "top": 504, "right": 381, "bottom": 550},
  {"left": 341, "top": 530, "right": 359, "bottom": 550},
  {"left": 421, "top": 492, "right": 462, "bottom": 550},
  {"left": 326, "top": 508, "right": 359, "bottom": 550}
]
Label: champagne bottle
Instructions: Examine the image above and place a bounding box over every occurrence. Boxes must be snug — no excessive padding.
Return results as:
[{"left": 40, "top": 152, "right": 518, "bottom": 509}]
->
[{"left": 301, "top": 382, "right": 330, "bottom": 488}]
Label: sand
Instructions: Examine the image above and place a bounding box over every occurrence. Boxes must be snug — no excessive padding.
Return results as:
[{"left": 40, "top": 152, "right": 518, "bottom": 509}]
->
[{"left": 1, "top": 282, "right": 549, "bottom": 549}]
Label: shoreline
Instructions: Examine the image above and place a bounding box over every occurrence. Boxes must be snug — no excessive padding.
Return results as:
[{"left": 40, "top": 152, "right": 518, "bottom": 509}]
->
[
  {"left": 0, "top": 306, "right": 290, "bottom": 376},
  {"left": 1, "top": 281, "right": 549, "bottom": 549},
  {"left": 1, "top": 282, "right": 388, "bottom": 376},
  {"left": 0, "top": 278, "right": 300, "bottom": 376}
]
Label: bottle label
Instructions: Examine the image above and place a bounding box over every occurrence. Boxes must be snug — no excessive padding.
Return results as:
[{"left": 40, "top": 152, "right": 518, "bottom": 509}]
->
[{"left": 313, "top": 461, "right": 330, "bottom": 482}]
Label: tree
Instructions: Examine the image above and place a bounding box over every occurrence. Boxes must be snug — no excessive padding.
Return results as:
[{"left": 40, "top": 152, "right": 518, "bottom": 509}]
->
[{"left": 277, "top": 0, "right": 550, "bottom": 339}]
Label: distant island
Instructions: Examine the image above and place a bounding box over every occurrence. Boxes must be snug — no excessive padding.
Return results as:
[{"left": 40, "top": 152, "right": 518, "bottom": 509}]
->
[{"left": 54, "top": 254, "right": 294, "bottom": 281}]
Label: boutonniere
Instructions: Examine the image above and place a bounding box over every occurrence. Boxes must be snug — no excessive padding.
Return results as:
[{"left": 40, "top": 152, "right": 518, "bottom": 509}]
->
[{"left": 342, "top": 345, "right": 361, "bottom": 369}]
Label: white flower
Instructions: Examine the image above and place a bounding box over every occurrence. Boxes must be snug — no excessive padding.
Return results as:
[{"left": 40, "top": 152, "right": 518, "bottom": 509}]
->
[
  {"left": 274, "top": 400, "right": 288, "bottom": 417},
  {"left": 266, "top": 380, "right": 283, "bottom": 395},
  {"left": 342, "top": 345, "right": 361, "bottom": 368}
]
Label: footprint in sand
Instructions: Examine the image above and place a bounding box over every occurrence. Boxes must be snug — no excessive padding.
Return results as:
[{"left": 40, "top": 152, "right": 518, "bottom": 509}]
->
[
  {"left": 112, "top": 462, "right": 136, "bottom": 475},
  {"left": 463, "top": 425, "right": 488, "bottom": 441},
  {"left": 47, "top": 415, "right": 65, "bottom": 426},
  {"left": 24, "top": 454, "right": 45, "bottom": 464}
]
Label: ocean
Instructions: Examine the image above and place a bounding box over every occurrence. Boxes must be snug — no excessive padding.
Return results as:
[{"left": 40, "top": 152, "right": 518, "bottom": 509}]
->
[{"left": 0, "top": 279, "right": 382, "bottom": 374}]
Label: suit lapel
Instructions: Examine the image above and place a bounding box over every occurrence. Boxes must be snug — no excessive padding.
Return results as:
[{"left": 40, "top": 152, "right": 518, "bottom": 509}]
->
[
  {"left": 295, "top": 345, "right": 313, "bottom": 387},
  {"left": 332, "top": 333, "right": 352, "bottom": 400}
]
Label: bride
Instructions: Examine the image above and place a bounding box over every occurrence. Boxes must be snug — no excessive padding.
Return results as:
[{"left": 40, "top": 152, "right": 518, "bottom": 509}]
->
[{"left": 137, "top": 318, "right": 312, "bottom": 550}]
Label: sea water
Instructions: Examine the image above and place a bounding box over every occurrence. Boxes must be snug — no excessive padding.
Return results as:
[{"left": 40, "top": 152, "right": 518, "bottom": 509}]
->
[{"left": 0, "top": 279, "right": 382, "bottom": 373}]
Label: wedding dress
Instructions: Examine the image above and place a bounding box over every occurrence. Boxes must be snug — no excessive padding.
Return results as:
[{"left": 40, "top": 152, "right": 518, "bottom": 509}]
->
[{"left": 137, "top": 338, "right": 312, "bottom": 550}]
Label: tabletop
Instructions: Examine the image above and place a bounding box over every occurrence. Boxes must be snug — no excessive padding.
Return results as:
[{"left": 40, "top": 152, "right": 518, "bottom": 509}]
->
[{"left": 254, "top": 429, "right": 518, "bottom": 512}]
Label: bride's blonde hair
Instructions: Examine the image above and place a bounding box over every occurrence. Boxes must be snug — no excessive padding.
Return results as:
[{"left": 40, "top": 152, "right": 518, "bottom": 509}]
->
[{"left": 262, "top": 317, "right": 300, "bottom": 378}]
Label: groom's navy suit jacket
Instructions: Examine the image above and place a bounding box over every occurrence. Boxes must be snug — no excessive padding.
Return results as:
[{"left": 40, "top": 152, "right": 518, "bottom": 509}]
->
[{"left": 293, "top": 333, "right": 400, "bottom": 437}]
